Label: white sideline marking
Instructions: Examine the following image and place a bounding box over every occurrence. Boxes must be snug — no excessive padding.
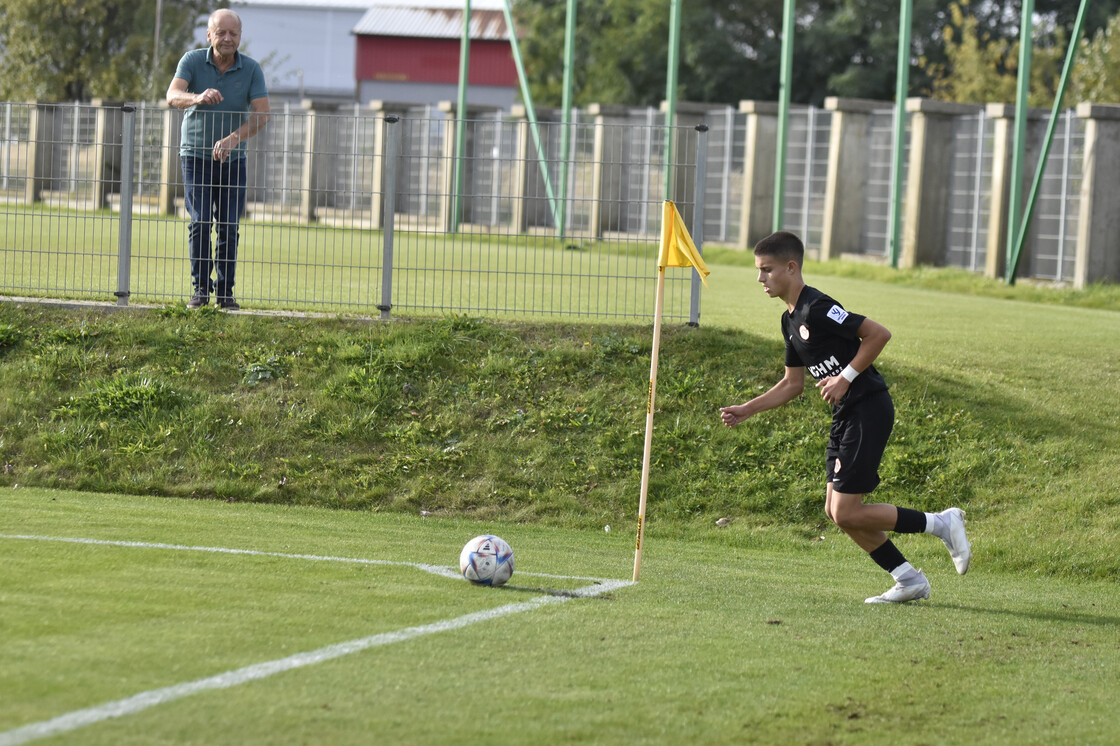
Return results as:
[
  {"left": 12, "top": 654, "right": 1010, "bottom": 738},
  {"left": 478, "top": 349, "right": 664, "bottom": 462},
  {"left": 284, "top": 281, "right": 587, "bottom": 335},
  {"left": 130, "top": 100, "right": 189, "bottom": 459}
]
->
[
  {"left": 0, "top": 534, "right": 612, "bottom": 583},
  {"left": 0, "top": 533, "right": 462, "bottom": 580},
  {"left": 0, "top": 534, "right": 635, "bottom": 745}
]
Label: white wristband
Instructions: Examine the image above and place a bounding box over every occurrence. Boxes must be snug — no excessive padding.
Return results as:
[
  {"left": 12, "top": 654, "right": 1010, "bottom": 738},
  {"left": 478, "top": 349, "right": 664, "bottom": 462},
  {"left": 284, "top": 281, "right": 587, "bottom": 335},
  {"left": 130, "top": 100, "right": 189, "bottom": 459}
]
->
[{"left": 840, "top": 364, "right": 860, "bottom": 382}]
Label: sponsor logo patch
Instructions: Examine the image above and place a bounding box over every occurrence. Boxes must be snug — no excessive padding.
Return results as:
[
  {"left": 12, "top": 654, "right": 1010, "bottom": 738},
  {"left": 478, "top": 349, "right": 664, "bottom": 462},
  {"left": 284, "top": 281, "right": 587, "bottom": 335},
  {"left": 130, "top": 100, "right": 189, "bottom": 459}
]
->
[{"left": 827, "top": 304, "right": 849, "bottom": 324}]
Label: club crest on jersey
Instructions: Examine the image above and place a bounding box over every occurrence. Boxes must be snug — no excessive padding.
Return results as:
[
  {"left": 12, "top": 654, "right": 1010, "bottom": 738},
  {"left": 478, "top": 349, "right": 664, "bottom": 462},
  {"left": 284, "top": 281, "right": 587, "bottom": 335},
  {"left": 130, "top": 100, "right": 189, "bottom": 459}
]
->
[
  {"left": 827, "top": 304, "right": 849, "bottom": 324},
  {"left": 834, "top": 459, "right": 842, "bottom": 474},
  {"left": 799, "top": 324, "right": 810, "bottom": 340}
]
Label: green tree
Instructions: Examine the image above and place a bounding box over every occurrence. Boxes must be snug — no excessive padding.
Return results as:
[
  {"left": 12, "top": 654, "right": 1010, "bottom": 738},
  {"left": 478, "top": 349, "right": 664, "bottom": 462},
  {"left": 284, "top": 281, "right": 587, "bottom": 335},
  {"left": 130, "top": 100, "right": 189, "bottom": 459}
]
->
[
  {"left": 514, "top": 0, "right": 752, "bottom": 108},
  {"left": 1073, "top": 9, "right": 1120, "bottom": 104},
  {"left": 513, "top": 0, "right": 958, "bottom": 107},
  {"left": 0, "top": 0, "right": 209, "bottom": 102},
  {"left": 513, "top": 0, "right": 1118, "bottom": 109},
  {"left": 921, "top": 2, "right": 1067, "bottom": 107}
]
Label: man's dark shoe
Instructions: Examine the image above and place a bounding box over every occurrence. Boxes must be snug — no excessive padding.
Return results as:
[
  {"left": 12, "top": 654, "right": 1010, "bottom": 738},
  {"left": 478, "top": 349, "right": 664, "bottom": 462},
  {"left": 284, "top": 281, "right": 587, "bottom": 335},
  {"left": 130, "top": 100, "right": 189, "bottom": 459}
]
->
[
  {"left": 187, "top": 292, "right": 209, "bottom": 309},
  {"left": 218, "top": 297, "right": 241, "bottom": 310}
]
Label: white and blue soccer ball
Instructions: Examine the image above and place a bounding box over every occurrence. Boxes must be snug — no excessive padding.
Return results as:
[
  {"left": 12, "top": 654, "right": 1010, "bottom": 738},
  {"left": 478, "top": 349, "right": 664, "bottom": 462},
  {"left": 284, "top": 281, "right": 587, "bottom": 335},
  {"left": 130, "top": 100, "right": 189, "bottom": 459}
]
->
[{"left": 459, "top": 535, "right": 514, "bottom": 586}]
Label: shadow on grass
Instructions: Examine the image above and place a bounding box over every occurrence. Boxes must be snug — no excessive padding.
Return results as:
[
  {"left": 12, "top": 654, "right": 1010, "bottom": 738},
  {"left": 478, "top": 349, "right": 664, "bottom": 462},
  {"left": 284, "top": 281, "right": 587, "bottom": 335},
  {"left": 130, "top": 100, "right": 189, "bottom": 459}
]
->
[
  {"left": 937, "top": 602, "right": 1120, "bottom": 629},
  {"left": 497, "top": 583, "right": 618, "bottom": 599}
]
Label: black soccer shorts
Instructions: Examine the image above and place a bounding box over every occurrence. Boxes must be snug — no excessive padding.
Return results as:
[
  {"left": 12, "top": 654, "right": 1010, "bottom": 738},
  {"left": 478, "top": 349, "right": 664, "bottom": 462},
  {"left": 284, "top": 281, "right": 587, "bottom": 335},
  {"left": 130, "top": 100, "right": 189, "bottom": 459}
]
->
[{"left": 825, "top": 389, "right": 895, "bottom": 495}]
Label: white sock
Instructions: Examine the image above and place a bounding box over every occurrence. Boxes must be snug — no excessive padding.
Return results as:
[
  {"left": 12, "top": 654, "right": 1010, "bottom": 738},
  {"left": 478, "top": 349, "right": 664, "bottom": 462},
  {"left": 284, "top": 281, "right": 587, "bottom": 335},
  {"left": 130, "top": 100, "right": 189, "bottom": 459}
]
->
[
  {"left": 891, "top": 562, "right": 920, "bottom": 583},
  {"left": 924, "top": 513, "right": 946, "bottom": 539}
]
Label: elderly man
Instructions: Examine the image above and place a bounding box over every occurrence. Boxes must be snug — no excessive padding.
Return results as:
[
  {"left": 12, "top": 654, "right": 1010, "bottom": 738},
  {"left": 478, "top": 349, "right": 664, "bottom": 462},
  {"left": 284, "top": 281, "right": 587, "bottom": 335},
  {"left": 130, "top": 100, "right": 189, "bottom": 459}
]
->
[{"left": 167, "top": 8, "right": 270, "bottom": 310}]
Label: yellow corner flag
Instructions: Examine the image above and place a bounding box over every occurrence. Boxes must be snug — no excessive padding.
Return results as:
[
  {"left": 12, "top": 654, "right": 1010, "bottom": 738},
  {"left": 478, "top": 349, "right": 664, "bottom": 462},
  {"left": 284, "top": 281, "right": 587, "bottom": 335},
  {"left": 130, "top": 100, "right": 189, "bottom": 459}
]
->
[{"left": 657, "top": 200, "right": 710, "bottom": 288}]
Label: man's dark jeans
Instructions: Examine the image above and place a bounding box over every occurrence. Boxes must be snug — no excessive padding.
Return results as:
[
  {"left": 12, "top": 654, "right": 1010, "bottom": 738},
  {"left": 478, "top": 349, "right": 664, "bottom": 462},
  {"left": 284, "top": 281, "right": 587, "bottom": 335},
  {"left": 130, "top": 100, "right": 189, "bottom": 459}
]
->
[{"left": 181, "top": 156, "right": 247, "bottom": 299}]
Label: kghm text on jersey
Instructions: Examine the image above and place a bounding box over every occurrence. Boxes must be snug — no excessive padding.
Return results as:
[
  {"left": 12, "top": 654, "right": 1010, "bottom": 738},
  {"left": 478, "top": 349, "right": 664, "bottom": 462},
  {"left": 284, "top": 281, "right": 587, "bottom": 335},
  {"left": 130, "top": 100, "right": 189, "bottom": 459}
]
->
[{"left": 808, "top": 355, "right": 842, "bottom": 379}]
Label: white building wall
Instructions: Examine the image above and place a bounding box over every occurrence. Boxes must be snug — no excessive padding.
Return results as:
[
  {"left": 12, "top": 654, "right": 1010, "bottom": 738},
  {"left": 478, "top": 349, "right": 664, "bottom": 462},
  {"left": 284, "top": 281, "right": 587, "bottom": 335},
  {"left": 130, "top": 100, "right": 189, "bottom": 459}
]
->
[{"left": 194, "top": 0, "right": 370, "bottom": 103}]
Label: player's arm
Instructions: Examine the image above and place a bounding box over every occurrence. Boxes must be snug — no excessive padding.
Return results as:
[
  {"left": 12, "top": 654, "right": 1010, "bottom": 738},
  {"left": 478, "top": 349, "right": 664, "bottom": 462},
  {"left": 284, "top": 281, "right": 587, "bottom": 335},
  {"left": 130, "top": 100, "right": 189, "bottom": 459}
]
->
[
  {"left": 213, "top": 97, "right": 271, "bottom": 162},
  {"left": 166, "top": 77, "right": 223, "bottom": 109},
  {"left": 816, "top": 317, "right": 891, "bottom": 404},
  {"left": 242, "top": 96, "right": 271, "bottom": 139},
  {"left": 720, "top": 366, "right": 805, "bottom": 427}
]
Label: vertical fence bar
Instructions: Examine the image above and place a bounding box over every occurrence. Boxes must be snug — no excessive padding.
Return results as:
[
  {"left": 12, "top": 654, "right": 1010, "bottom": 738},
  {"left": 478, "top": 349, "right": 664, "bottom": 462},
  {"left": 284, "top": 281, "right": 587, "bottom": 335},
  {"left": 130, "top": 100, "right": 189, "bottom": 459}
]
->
[
  {"left": 378, "top": 115, "right": 400, "bottom": 321},
  {"left": 719, "top": 107, "right": 733, "bottom": 241},
  {"left": 1056, "top": 109, "right": 1073, "bottom": 280},
  {"left": 281, "top": 102, "right": 291, "bottom": 207},
  {"left": 968, "top": 109, "right": 986, "bottom": 271},
  {"left": 773, "top": 0, "right": 795, "bottom": 229},
  {"left": 800, "top": 106, "right": 814, "bottom": 238},
  {"left": 70, "top": 101, "right": 80, "bottom": 193},
  {"left": 115, "top": 105, "right": 137, "bottom": 307},
  {"left": 557, "top": 0, "right": 577, "bottom": 237},
  {"left": 490, "top": 110, "right": 503, "bottom": 227},
  {"left": 1005, "top": 0, "right": 1036, "bottom": 283},
  {"left": 137, "top": 105, "right": 147, "bottom": 201},
  {"left": 662, "top": 0, "right": 682, "bottom": 202},
  {"left": 888, "top": 0, "right": 913, "bottom": 266},
  {"left": 351, "top": 105, "right": 361, "bottom": 211},
  {"left": 641, "top": 107, "right": 654, "bottom": 232},
  {"left": 451, "top": 1, "right": 471, "bottom": 233},
  {"left": 689, "top": 124, "right": 709, "bottom": 327},
  {"left": 2, "top": 103, "right": 10, "bottom": 190}
]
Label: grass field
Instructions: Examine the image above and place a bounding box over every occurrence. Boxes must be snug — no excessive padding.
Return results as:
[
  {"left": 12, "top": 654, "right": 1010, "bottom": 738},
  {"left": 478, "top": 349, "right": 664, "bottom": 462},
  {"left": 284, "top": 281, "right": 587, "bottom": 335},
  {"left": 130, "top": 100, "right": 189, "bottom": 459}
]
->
[
  {"left": 3, "top": 488, "right": 1119, "bottom": 745},
  {"left": 2, "top": 242, "right": 1120, "bottom": 743}
]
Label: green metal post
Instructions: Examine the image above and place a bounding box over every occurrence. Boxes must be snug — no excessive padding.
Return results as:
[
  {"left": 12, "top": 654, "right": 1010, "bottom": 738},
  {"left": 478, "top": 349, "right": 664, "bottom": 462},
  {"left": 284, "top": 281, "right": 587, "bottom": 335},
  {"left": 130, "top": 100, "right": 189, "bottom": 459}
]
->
[
  {"left": 773, "top": 0, "right": 795, "bottom": 229},
  {"left": 451, "top": 0, "right": 472, "bottom": 233},
  {"left": 1005, "top": 0, "right": 1034, "bottom": 281},
  {"left": 887, "top": 0, "right": 912, "bottom": 268},
  {"left": 557, "top": 0, "right": 577, "bottom": 239},
  {"left": 501, "top": 0, "right": 563, "bottom": 233},
  {"left": 662, "top": 0, "right": 682, "bottom": 201},
  {"left": 1008, "top": 0, "right": 1090, "bottom": 284}
]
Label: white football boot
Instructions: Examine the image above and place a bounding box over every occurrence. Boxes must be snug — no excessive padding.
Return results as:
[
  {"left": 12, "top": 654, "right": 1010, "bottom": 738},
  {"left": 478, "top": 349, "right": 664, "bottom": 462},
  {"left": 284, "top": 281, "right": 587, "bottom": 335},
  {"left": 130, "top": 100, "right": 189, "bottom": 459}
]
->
[
  {"left": 865, "top": 570, "right": 931, "bottom": 604},
  {"left": 938, "top": 507, "right": 972, "bottom": 575}
]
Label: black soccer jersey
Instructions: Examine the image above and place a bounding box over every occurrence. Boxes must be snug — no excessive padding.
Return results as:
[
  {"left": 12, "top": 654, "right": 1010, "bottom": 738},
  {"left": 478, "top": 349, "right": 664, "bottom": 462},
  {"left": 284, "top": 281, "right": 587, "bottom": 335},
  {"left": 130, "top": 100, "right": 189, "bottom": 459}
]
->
[{"left": 781, "top": 286, "right": 888, "bottom": 418}]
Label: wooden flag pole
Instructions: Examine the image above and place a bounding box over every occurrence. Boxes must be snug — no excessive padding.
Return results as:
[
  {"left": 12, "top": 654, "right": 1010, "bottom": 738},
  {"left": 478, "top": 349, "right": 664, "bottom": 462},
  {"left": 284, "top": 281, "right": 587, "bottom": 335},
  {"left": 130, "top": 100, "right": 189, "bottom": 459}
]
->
[{"left": 633, "top": 267, "right": 667, "bottom": 581}]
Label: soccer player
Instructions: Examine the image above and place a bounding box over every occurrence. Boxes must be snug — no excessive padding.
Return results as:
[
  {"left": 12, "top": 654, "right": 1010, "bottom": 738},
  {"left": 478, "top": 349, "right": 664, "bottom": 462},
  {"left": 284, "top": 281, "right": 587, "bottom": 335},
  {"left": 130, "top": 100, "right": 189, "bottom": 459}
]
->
[{"left": 719, "top": 231, "right": 971, "bottom": 603}]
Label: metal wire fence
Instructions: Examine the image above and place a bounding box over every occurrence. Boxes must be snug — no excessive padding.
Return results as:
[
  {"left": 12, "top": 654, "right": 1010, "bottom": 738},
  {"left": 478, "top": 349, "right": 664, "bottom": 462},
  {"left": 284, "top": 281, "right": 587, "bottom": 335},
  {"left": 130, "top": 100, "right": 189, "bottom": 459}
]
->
[
  {"left": 0, "top": 99, "right": 1091, "bottom": 323},
  {"left": 1, "top": 102, "right": 723, "bottom": 321}
]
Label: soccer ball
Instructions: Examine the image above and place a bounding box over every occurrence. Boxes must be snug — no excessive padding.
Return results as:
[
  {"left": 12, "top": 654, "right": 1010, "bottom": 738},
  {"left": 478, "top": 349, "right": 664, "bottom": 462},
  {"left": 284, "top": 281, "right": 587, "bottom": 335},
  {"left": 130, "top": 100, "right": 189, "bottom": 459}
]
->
[{"left": 459, "top": 535, "right": 514, "bottom": 586}]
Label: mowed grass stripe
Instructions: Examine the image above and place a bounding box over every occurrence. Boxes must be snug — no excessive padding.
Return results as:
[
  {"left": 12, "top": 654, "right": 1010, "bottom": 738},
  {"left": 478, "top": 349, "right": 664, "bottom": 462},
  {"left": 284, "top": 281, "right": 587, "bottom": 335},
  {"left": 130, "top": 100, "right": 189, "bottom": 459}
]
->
[
  {"left": 0, "top": 533, "right": 463, "bottom": 580},
  {"left": 0, "top": 583, "right": 631, "bottom": 746},
  {"left": 0, "top": 533, "right": 620, "bottom": 584},
  {"left": 0, "top": 530, "right": 634, "bottom": 745}
]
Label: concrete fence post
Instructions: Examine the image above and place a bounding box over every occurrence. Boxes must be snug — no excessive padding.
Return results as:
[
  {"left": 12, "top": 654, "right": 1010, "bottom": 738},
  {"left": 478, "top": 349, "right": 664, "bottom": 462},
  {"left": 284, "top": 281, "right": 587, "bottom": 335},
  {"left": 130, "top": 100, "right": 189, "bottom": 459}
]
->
[
  {"left": 900, "top": 98, "right": 983, "bottom": 268},
  {"left": 368, "top": 101, "right": 409, "bottom": 229},
  {"left": 299, "top": 99, "right": 342, "bottom": 224},
  {"left": 820, "top": 98, "right": 886, "bottom": 261},
  {"left": 1074, "top": 102, "right": 1120, "bottom": 288},
  {"left": 587, "top": 103, "right": 628, "bottom": 239},
  {"left": 25, "top": 102, "right": 56, "bottom": 204},
  {"left": 736, "top": 100, "right": 780, "bottom": 250},
  {"left": 91, "top": 100, "right": 123, "bottom": 211},
  {"left": 157, "top": 103, "right": 182, "bottom": 216},
  {"left": 660, "top": 100, "right": 710, "bottom": 230},
  {"left": 984, "top": 103, "right": 1048, "bottom": 279}
]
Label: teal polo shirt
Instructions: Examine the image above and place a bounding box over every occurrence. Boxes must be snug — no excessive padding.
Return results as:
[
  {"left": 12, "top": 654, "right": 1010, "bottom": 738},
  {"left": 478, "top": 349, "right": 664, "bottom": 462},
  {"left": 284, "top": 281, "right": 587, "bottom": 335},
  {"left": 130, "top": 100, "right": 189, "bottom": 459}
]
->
[{"left": 175, "top": 48, "right": 269, "bottom": 160}]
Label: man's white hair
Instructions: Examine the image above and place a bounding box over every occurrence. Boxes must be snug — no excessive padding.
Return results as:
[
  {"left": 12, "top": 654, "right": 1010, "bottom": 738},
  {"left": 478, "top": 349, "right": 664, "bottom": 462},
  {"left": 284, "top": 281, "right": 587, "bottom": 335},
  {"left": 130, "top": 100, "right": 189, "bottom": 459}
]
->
[{"left": 208, "top": 8, "right": 242, "bottom": 31}]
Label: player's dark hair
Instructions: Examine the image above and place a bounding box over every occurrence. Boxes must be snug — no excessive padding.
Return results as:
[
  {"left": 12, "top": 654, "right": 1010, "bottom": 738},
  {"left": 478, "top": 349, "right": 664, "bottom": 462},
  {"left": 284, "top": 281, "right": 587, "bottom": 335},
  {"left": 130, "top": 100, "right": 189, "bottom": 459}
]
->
[{"left": 754, "top": 231, "right": 804, "bottom": 266}]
